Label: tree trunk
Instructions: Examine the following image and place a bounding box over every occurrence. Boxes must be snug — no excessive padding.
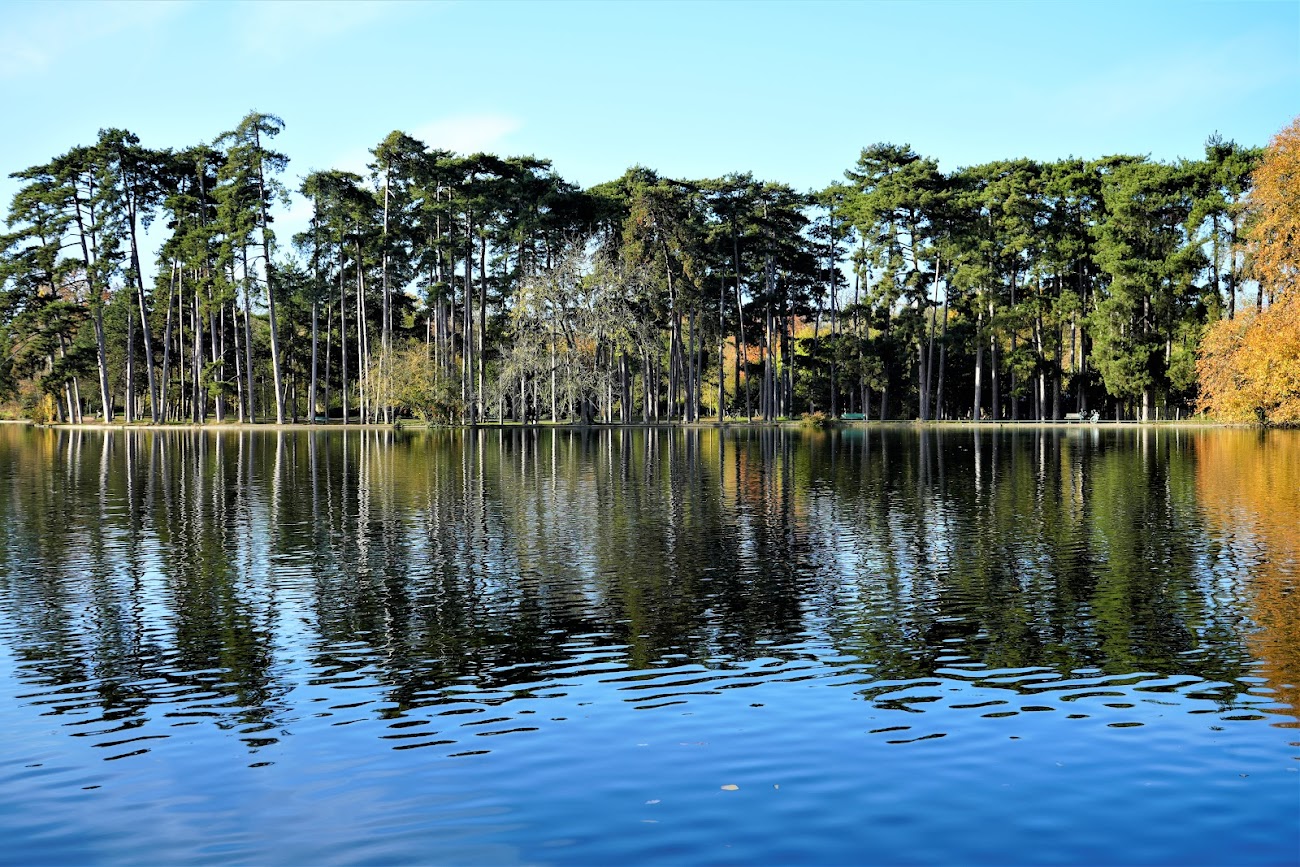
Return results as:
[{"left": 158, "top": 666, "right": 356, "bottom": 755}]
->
[
  {"left": 341, "top": 244, "right": 349, "bottom": 426},
  {"left": 241, "top": 249, "right": 256, "bottom": 423},
  {"left": 93, "top": 305, "right": 113, "bottom": 422},
  {"left": 732, "top": 219, "right": 750, "bottom": 420},
  {"left": 128, "top": 212, "right": 160, "bottom": 423},
  {"left": 160, "top": 260, "right": 177, "bottom": 422},
  {"left": 233, "top": 303, "right": 246, "bottom": 422},
  {"left": 310, "top": 296, "right": 319, "bottom": 423},
  {"left": 973, "top": 306, "right": 984, "bottom": 421},
  {"left": 253, "top": 125, "right": 286, "bottom": 424},
  {"left": 936, "top": 281, "right": 949, "bottom": 420},
  {"left": 125, "top": 300, "right": 136, "bottom": 423},
  {"left": 478, "top": 232, "right": 488, "bottom": 423},
  {"left": 381, "top": 163, "right": 392, "bottom": 424}
]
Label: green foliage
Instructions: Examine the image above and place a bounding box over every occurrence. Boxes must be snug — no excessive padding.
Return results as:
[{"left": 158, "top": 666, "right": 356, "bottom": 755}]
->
[
  {"left": 0, "top": 114, "right": 1266, "bottom": 426},
  {"left": 799, "top": 410, "right": 831, "bottom": 429}
]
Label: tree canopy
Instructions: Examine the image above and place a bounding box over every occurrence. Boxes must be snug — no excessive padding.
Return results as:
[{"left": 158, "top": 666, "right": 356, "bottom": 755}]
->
[
  {"left": 1197, "top": 116, "right": 1300, "bottom": 425},
  {"left": 0, "top": 110, "right": 1283, "bottom": 426}
]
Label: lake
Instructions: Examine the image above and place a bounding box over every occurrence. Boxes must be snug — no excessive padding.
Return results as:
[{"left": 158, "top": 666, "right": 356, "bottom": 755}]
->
[{"left": 0, "top": 424, "right": 1295, "bottom": 865}]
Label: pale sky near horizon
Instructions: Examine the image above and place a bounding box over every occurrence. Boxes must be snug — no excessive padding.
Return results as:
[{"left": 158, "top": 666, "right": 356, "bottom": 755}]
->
[{"left": 1, "top": 0, "right": 1297, "bottom": 248}]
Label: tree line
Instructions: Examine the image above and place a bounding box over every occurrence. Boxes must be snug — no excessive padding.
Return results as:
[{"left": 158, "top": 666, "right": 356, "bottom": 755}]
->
[{"left": 1, "top": 111, "right": 1283, "bottom": 426}]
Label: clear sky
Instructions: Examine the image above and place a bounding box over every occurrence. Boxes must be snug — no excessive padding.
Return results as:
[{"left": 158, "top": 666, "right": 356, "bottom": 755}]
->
[{"left": 1, "top": 0, "right": 1297, "bottom": 240}]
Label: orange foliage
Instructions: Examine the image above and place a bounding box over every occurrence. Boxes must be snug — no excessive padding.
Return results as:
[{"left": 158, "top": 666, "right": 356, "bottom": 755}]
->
[
  {"left": 1199, "top": 116, "right": 1300, "bottom": 424},
  {"left": 1248, "top": 116, "right": 1300, "bottom": 298},
  {"left": 1198, "top": 296, "right": 1300, "bottom": 423},
  {"left": 1195, "top": 430, "right": 1300, "bottom": 727}
]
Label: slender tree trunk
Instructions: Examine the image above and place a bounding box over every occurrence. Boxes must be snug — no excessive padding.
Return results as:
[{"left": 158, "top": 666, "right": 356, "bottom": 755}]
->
[
  {"left": 759, "top": 306, "right": 769, "bottom": 421},
  {"left": 1009, "top": 273, "right": 1019, "bottom": 421},
  {"left": 923, "top": 258, "right": 940, "bottom": 422},
  {"left": 241, "top": 249, "right": 256, "bottom": 423},
  {"left": 973, "top": 306, "right": 984, "bottom": 421},
  {"left": 160, "top": 260, "right": 177, "bottom": 422},
  {"left": 340, "top": 244, "right": 349, "bottom": 426},
  {"left": 381, "top": 163, "right": 392, "bottom": 424},
  {"left": 253, "top": 126, "right": 286, "bottom": 424},
  {"left": 92, "top": 305, "right": 113, "bottom": 422},
  {"left": 191, "top": 285, "right": 204, "bottom": 423},
  {"left": 717, "top": 278, "right": 726, "bottom": 421},
  {"left": 1052, "top": 320, "right": 1063, "bottom": 421},
  {"left": 128, "top": 213, "right": 160, "bottom": 423},
  {"left": 463, "top": 213, "right": 474, "bottom": 425},
  {"left": 936, "top": 284, "right": 949, "bottom": 421},
  {"left": 478, "top": 231, "right": 487, "bottom": 423},
  {"left": 125, "top": 300, "right": 136, "bottom": 423},
  {"left": 688, "top": 307, "right": 698, "bottom": 422},
  {"left": 233, "top": 303, "right": 246, "bottom": 422},
  {"left": 990, "top": 333, "right": 1000, "bottom": 422},
  {"left": 357, "top": 246, "right": 368, "bottom": 422},
  {"left": 323, "top": 300, "right": 333, "bottom": 420},
  {"left": 210, "top": 289, "right": 225, "bottom": 423},
  {"left": 732, "top": 219, "right": 750, "bottom": 420},
  {"left": 309, "top": 296, "right": 319, "bottom": 423}
]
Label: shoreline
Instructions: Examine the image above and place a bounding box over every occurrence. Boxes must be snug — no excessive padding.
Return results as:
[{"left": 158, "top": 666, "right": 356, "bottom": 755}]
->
[{"left": 8, "top": 418, "right": 1264, "bottom": 433}]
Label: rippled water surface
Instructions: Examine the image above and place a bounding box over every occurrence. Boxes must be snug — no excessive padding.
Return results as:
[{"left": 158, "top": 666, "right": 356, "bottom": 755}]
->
[{"left": 0, "top": 424, "right": 1296, "bottom": 865}]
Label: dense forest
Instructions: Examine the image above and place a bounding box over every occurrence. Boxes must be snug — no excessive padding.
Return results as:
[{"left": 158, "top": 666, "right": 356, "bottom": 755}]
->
[{"left": 1, "top": 112, "right": 1292, "bottom": 426}]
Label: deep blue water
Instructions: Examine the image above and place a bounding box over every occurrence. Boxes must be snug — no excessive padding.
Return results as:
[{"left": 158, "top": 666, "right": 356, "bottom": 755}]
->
[{"left": 0, "top": 425, "right": 1296, "bottom": 864}]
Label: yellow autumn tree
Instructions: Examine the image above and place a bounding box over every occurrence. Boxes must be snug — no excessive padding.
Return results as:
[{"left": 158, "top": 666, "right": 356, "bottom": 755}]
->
[
  {"left": 1249, "top": 116, "right": 1300, "bottom": 297},
  {"left": 1198, "top": 116, "right": 1300, "bottom": 424}
]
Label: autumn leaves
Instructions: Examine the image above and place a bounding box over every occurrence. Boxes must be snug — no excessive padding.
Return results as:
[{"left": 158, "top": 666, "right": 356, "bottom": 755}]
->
[{"left": 1197, "top": 117, "right": 1300, "bottom": 425}]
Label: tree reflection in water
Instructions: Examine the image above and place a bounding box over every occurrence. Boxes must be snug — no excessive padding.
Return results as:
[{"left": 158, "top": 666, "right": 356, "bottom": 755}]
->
[{"left": 0, "top": 424, "right": 1293, "bottom": 755}]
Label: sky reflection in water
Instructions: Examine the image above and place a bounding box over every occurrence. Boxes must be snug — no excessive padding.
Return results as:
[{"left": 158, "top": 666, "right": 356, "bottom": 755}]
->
[{"left": 0, "top": 425, "right": 1295, "bottom": 864}]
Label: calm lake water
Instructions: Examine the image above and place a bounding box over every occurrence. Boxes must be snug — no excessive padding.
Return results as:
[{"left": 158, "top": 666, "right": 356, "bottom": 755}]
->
[{"left": 0, "top": 424, "right": 1295, "bottom": 865}]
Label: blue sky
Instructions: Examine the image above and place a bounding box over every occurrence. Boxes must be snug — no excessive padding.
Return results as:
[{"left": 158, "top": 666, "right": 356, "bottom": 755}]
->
[{"left": 1, "top": 0, "right": 1297, "bottom": 242}]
